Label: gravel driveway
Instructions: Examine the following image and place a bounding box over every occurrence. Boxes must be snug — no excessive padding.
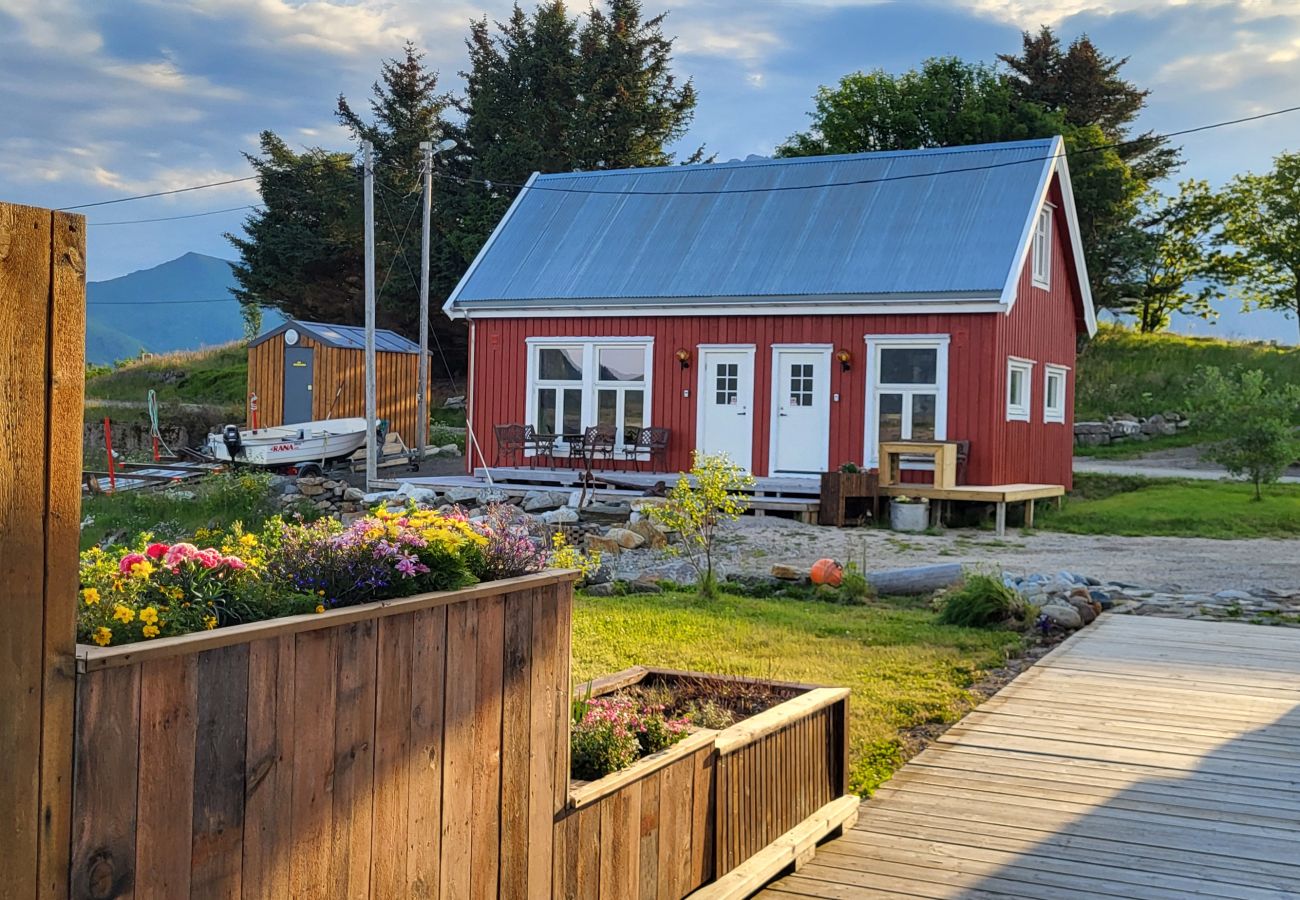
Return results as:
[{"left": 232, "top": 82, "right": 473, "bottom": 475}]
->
[{"left": 619, "top": 516, "right": 1300, "bottom": 594}]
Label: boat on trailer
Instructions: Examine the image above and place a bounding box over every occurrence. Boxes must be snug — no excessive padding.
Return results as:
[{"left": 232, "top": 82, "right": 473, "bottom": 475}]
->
[{"left": 206, "top": 417, "right": 370, "bottom": 472}]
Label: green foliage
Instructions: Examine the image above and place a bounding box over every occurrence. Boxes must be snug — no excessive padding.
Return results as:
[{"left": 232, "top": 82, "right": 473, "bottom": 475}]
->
[
  {"left": 647, "top": 452, "right": 755, "bottom": 599},
  {"left": 1075, "top": 325, "right": 1300, "bottom": 420},
  {"left": 936, "top": 573, "right": 1028, "bottom": 628},
  {"left": 1189, "top": 367, "right": 1300, "bottom": 499},
  {"left": 838, "top": 562, "right": 874, "bottom": 605},
  {"left": 571, "top": 587, "right": 1023, "bottom": 796},
  {"left": 1217, "top": 150, "right": 1300, "bottom": 338},
  {"left": 83, "top": 343, "right": 248, "bottom": 406},
  {"left": 1040, "top": 473, "right": 1300, "bottom": 538}
]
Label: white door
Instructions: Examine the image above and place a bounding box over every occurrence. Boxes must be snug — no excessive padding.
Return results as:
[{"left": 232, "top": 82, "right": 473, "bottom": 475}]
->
[
  {"left": 697, "top": 347, "right": 754, "bottom": 470},
  {"left": 771, "top": 348, "right": 830, "bottom": 473}
]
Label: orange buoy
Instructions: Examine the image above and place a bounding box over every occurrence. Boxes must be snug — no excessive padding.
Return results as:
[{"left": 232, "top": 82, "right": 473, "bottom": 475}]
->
[{"left": 810, "top": 558, "right": 843, "bottom": 587}]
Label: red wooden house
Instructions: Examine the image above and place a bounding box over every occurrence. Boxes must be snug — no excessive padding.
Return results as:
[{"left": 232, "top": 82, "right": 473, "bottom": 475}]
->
[{"left": 444, "top": 137, "right": 1096, "bottom": 488}]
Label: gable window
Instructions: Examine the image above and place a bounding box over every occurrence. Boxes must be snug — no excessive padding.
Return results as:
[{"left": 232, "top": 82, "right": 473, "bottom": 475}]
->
[
  {"left": 526, "top": 338, "right": 652, "bottom": 449},
  {"left": 1032, "top": 205, "right": 1052, "bottom": 289},
  {"left": 864, "top": 335, "right": 950, "bottom": 467},
  {"left": 1043, "top": 364, "right": 1069, "bottom": 424},
  {"left": 1007, "top": 357, "right": 1034, "bottom": 422}
]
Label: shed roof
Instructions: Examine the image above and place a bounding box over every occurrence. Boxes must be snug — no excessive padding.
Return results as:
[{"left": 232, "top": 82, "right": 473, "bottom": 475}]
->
[
  {"left": 249, "top": 320, "right": 422, "bottom": 354},
  {"left": 445, "top": 137, "right": 1086, "bottom": 318}
]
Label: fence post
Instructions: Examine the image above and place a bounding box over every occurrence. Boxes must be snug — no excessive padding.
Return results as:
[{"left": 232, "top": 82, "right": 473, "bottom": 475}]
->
[{"left": 0, "top": 201, "right": 86, "bottom": 898}]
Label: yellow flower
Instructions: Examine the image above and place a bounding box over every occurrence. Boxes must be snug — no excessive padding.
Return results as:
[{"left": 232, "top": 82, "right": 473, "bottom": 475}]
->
[
  {"left": 129, "top": 559, "right": 155, "bottom": 579},
  {"left": 139, "top": 606, "right": 159, "bottom": 626},
  {"left": 112, "top": 604, "right": 135, "bottom": 624},
  {"left": 92, "top": 626, "right": 113, "bottom": 647},
  {"left": 81, "top": 588, "right": 100, "bottom": 605},
  {"left": 239, "top": 533, "right": 258, "bottom": 549},
  {"left": 315, "top": 604, "right": 325, "bottom": 614},
  {"left": 317, "top": 590, "right": 326, "bottom": 596},
  {"left": 141, "top": 624, "right": 160, "bottom": 639},
  {"left": 202, "top": 616, "right": 218, "bottom": 630}
]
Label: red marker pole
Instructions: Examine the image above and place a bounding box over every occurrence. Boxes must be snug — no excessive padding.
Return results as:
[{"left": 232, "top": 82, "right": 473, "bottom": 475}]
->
[
  {"left": 249, "top": 392, "right": 259, "bottom": 431},
  {"left": 104, "top": 417, "right": 116, "bottom": 493}
]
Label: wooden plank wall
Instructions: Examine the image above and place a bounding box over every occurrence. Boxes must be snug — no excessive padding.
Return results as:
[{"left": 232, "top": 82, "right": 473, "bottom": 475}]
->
[
  {"left": 247, "top": 333, "right": 428, "bottom": 446},
  {"left": 70, "top": 577, "right": 572, "bottom": 899},
  {"left": 552, "top": 743, "right": 717, "bottom": 900},
  {"left": 0, "top": 201, "right": 85, "bottom": 900},
  {"left": 714, "top": 699, "right": 847, "bottom": 873}
]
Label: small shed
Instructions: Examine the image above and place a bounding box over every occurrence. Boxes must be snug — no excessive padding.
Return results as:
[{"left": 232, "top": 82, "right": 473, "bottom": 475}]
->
[{"left": 246, "top": 319, "right": 428, "bottom": 444}]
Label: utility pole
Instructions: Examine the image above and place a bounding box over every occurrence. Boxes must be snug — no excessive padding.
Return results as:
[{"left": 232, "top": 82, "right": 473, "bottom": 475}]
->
[
  {"left": 416, "top": 140, "right": 433, "bottom": 467},
  {"left": 363, "top": 140, "right": 377, "bottom": 485}
]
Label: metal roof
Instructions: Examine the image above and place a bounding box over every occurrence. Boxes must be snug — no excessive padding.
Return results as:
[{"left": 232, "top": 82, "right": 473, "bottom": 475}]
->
[
  {"left": 447, "top": 138, "right": 1059, "bottom": 309},
  {"left": 250, "top": 320, "right": 422, "bottom": 354}
]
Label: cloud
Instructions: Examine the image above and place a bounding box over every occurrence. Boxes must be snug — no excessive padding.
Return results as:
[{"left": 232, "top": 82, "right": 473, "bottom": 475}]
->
[{"left": 946, "top": 0, "right": 1298, "bottom": 29}]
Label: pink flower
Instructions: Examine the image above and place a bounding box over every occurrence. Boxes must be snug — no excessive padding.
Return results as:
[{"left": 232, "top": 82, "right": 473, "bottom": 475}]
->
[
  {"left": 196, "top": 549, "right": 222, "bottom": 569},
  {"left": 118, "top": 552, "right": 147, "bottom": 575},
  {"left": 163, "top": 543, "right": 199, "bottom": 567},
  {"left": 222, "top": 556, "right": 247, "bottom": 570},
  {"left": 145, "top": 543, "right": 169, "bottom": 560}
]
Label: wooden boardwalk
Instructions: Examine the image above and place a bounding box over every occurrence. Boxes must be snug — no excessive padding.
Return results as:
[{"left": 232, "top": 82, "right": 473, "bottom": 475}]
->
[{"left": 761, "top": 614, "right": 1300, "bottom": 899}]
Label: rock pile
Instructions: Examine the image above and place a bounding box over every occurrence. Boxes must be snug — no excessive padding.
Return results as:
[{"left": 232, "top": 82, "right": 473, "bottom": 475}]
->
[
  {"left": 1073, "top": 412, "right": 1190, "bottom": 447},
  {"left": 277, "top": 475, "right": 366, "bottom": 516}
]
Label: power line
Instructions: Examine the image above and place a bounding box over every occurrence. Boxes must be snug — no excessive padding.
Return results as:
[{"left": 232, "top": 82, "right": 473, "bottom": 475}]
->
[
  {"left": 60, "top": 176, "right": 260, "bottom": 211},
  {"left": 88, "top": 297, "right": 242, "bottom": 306},
  {"left": 87, "top": 204, "right": 263, "bottom": 226}
]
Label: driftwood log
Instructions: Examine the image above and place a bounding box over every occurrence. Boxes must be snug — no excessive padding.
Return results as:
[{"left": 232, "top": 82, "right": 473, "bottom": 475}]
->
[{"left": 866, "top": 563, "right": 963, "bottom": 595}]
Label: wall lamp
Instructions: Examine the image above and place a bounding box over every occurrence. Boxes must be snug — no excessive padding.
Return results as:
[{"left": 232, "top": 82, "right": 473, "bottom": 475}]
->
[
  {"left": 675, "top": 348, "right": 692, "bottom": 369},
  {"left": 835, "top": 348, "right": 852, "bottom": 372}
]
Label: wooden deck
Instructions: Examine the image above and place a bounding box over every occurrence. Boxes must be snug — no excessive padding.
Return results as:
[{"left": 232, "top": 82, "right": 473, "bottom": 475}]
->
[{"left": 760, "top": 614, "right": 1300, "bottom": 899}]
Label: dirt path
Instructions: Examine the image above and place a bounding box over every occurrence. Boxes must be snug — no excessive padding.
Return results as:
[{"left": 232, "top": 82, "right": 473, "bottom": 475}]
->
[
  {"left": 1074, "top": 444, "right": 1300, "bottom": 483},
  {"left": 636, "top": 517, "right": 1300, "bottom": 593}
]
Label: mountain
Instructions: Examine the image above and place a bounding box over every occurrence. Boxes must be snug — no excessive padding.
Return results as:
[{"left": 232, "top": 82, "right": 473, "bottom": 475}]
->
[{"left": 86, "top": 252, "right": 280, "bottom": 364}]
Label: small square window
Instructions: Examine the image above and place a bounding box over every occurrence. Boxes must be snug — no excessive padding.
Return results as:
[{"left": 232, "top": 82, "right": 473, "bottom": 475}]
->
[
  {"left": 1007, "top": 358, "right": 1034, "bottom": 422},
  {"left": 1044, "top": 365, "right": 1068, "bottom": 424}
]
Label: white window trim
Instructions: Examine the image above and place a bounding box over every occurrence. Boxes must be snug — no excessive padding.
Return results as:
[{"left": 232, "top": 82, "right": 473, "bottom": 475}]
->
[
  {"left": 1031, "top": 204, "right": 1053, "bottom": 289},
  {"left": 1007, "top": 357, "right": 1035, "bottom": 422},
  {"left": 767, "top": 345, "right": 833, "bottom": 475},
  {"left": 1043, "top": 363, "right": 1069, "bottom": 424},
  {"left": 523, "top": 337, "right": 654, "bottom": 453},
  {"left": 863, "top": 335, "right": 950, "bottom": 469}
]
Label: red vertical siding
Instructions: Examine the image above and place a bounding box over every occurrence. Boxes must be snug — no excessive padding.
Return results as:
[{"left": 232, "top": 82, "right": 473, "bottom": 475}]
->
[{"left": 466, "top": 176, "right": 1084, "bottom": 485}]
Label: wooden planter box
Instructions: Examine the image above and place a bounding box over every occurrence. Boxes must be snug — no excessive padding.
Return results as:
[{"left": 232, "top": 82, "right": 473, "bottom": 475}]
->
[
  {"left": 69, "top": 570, "right": 577, "bottom": 900},
  {"left": 818, "top": 471, "right": 879, "bottom": 527},
  {"left": 552, "top": 666, "right": 856, "bottom": 900}
]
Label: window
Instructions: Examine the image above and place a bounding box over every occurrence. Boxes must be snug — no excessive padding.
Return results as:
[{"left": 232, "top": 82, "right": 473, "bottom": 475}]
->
[
  {"left": 715, "top": 362, "right": 739, "bottom": 405},
  {"left": 789, "top": 363, "right": 814, "bottom": 406},
  {"left": 1007, "top": 357, "right": 1034, "bottom": 422},
  {"left": 1032, "top": 205, "right": 1052, "bottom": 288},
  {"left": 1043, "top": 365, "right": 1068, "bottom": 424},
  {"left": 865, "top": 335, "right": 949, "bottom": 466},
  {"left": 527, "top": 338, "right": 652, "bottom": 448}
]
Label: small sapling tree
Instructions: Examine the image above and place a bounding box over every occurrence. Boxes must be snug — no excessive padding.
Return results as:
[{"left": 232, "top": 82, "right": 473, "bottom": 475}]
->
[
  {"left": 647, "top": 452, "right": 754, "bottom": 599},
  {"left": 1191, "top": 366, "right": 1300, "bottom": 500}
]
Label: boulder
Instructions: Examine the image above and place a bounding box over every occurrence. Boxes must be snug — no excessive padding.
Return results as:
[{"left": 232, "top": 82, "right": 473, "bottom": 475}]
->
[
  {"left": 1074, "top": 433, "right": 1109, "bottom": 447},
  {"left": 1140, "top": 414, "right": 1177, "bottom": 436},
  {"left": 439, "top": 443, "right": 462, "bottom": 456},
  {"left": 343, "top": 486, "right": 365, "bottom": 502},
  {"left": 581, "top": 501, "right": 633, "bottom": 523},
  {"left": 605, "top": 527, "right": 647, "bottom": 550},
  {"left": 444, "top": 486, "right": 479, "bottom": 505},
  {"left": 522, "top": 491, "right": 565, "bottom": 513},
  {"left": 586, "top": 564, "right": 614, "bottom": 586},
  {"left": 1073, "top": 421, "right": 1109, "bottom": 436},
  {"left": 627, "top": 520, "right": 668, "bottom": 549},
  {"left": 1040, "top": 604, "right": 1083, "bottom": 630},
  {"left": 584, "top": 582, "right": 619, "bottom": 597},
  {"left": 771, "top": 564, "right": 806, "bottom": 581},
  {"left": 1109, "top": 420, "right": 1142, "bottom": 438},
  {"left": 627, "top": 578, "right": 663, "bottom": 594},
  {"left": 635, "top": 560, "right": 699, "bottom": 586},
  {"left": 585, "top": 534, "right": 622, "bottom": 555},
  {"left": 1064, "top": 596, "right": 1099, "bottom": 624},
  {"left": 476, "top": 487, "right": 512, "bottom": 506},
  {"left": 297, "top": 482, "right": 326, "bottom": 497},
  {"left": 395, "top": 483, "right": 438, "bottom": 504},
  {"left": 540, "top": 506, "right": 579, "bottom": 525}
]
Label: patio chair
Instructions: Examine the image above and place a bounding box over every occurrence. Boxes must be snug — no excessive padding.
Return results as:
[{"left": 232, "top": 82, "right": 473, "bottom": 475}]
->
[
  {"left": 524, "top": 425, "right": 557, "bottom": 468},
  {"left": 583, "top": 424, "right": 617, "bottom": 470},
  {"left": 622, "top": 426, "right": 670, "bottom": 472},
  {"left": 494, "top": 423, "right": 527, "bottom": 467}
]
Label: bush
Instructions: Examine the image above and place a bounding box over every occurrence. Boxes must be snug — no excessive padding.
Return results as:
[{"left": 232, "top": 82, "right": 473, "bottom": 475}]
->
[
  {"left": 936, "top": 573, "right": 1028, "bottom": 628},
  {"left": 1190, "top": 366, "right": 1300, "bottom": 500},
  {"left": 569, "top": 694, "right": 690, "bottom": 780},
  {"left": 838, "top": 562, "right": 874, "bottom": 604}
]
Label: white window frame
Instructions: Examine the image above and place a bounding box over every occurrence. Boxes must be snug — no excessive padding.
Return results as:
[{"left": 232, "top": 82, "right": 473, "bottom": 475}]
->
[
  {"left": 1032, "top": 204, "right": 1053, "bottom": 289},
  {"left": 524, "top": 337, "right": 654, "bottom": 453},
  {"left": 1043, "top": 364, "right": 1069, "bottom": 424},
  {"left": 1007, "top": 357, "right": 1034, "bottom": 422},
  {"left": 863, "top": 334, "right": 950, "bottom": 469}
]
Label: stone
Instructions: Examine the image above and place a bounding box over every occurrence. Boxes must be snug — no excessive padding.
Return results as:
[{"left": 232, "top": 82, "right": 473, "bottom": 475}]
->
[
  {"left": 297, "top": 482, "right": 326, "bottom": 497},
  {"left": 164, "top": 489, "right": 196, "bottom": 501},
  {"left": 771, "top": 564, "right": 806, "bottom": 581},
  {"left": 297, "top": 476, "right": 326, "bottom": 487},
  {"left": 395, "top": 483, "right": 438, "bottom": 504},
  {"left": 1040, "top": 604, "right": 1083, "bottom": 629},
  {"left": 1073, "top": 421, "right": 1109, "bottom": 435},
  {"left": 476, "top": 487, "right": 511, "bottom": 506},
  {"left": 1074, "top": 432, "right": 1110, "bottom": 447},
  {"left": 1140, "top": 414, "right": 1177, "bottom": 437},
  {"left": 626, "top": 520, "right": 668, "bottom": 549},
  {"left": 522, "top": 491, "right": 565, "bottom": 513},
  {"left": 1109, "top": 420, "right": 1142, "bottom": 438},
  {"left": 634, "top": 560, "right": 699, "bottom": 586},
  {"left": 586, "top": 534, "right": 622, "bottom": 555},
  {"left": 605, "top": 527, "right": 647, "bottom": 550},
  {"left": 444, "top": 486, "right": 479, "bottom": 505},
  {"left": 584, "top": 582, "right": 619, "bottom": 597},
  {"left": 343, "top": 486, "right": 365, "bottom": 502},
  {"left": 581, "top": 501, "right": 633, "bottom": 523},
  {"left": 438, "top": 443, "right": 461, "bottom": 457},
  {"left": 586, "top": 564, "right": 614, "bottom": 586},
  {"left": 1064, "top": 596, "right": 1098, "bottom": 624},
  {"left": 361, "top": 490, "right": 396, "bottom": 504},
  {"left": 627, "top": 579, "right": 663, "bottom": 594},
  {"left": 540, "top": 506, "right": 579, "bottom": 525},
  {"left": 1214, "top": 589, "right": 1255, "bottom": 601}
]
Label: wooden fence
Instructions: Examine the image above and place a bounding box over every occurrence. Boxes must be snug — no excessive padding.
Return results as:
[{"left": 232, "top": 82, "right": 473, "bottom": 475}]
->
[
  {"left": 70, "top": 573, "right": 574, "bottom": 900},
  {"left": 1, "top": 201, "right": 85, "bottom": 900}
]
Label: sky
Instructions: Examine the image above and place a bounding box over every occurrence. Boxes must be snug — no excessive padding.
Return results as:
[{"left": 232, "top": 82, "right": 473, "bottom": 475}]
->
[{"left": 3, "top": 0, "right": 1300, "bottom": 330}]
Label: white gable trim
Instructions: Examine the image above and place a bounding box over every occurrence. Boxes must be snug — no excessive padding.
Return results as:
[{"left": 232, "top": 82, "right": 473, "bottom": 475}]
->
[
  {"left": 443, "top": 171, "right": 539, "bottom": 320},
  {"left": 998, "top": 135, "right": 1097, "bottom": 336}
]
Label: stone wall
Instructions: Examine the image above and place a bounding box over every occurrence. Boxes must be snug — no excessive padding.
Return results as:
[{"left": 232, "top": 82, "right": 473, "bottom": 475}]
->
[{"left": 1073, "top": 412, "right": 1190, "bottom": 447}]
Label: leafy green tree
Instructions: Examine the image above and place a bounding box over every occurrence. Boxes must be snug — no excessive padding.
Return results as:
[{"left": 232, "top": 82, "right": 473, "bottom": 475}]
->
[
  {"left": 1191, "top": 366, "right": 1300, "bottom": 500},
  {"left": 1217, "top": 150, "right": 1300, "bottom": 338},
  {"left": 1117, "top": 181, "right": 1226, "bottom": 333}
]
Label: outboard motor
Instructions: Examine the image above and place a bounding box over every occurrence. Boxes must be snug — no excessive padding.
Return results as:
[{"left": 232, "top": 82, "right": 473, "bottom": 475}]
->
[{"left": 222, "top": 424, "right": 244, "bottom": 459}]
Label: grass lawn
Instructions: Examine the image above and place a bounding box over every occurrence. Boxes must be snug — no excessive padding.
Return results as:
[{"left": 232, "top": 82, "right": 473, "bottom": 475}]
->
[
  {"left": 571, "top": 589, "right": 1023, "bottom": 796},
  {"left": 86, "top": 343, "right": 248, "bottom": 406},
  {"left": 1039, "top": 473, "right": 1300, "bottom": 539}
]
